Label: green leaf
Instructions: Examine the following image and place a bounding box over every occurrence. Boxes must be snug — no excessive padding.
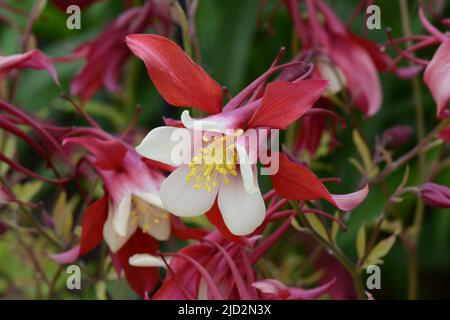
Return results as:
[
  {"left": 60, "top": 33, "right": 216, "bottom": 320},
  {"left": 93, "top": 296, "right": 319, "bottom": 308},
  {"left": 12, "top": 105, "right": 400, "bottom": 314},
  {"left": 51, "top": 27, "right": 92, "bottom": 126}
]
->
[
  {"left": 306, "top": 214, "right": 328, "bottom": 240},
  {"left": 367, "top": 235, "right": 396, "bottom": 263},
  {"left": 353, "top": 129, "right": 378, "bottom": 177},
  {"left": 356, "top": 226, "right": 366, "bottom": 259}
]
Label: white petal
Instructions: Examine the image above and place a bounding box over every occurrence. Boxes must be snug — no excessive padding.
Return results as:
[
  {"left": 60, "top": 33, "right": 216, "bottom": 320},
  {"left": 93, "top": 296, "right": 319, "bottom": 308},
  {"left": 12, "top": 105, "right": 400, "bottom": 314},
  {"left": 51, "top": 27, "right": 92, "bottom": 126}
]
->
[
  {"left": 112, "top": 193, "right": 132, "bottom": 236},
  {"left": 136, "top": 126, "right": 194, "bottom": 166},
  {"left": 218, "top": 174, "right": 266, "bottom": 236},
  {"left": 160, "top": 165, "right": 218, "bottom": 217},
  {"left": 135, "top": 191, "right": 164, "bottom": 209},
  {"left": 236, "top": 142, "right": 260, "bottom": 194},
  {"left": 129, "top": 254, "right": 168, "bottom": 268},
  {"left": 103, "top": 210, "right": 135, "bottom": 253},
  {"left": 181, "top": 110, "right": 225, "bottom": 133}
]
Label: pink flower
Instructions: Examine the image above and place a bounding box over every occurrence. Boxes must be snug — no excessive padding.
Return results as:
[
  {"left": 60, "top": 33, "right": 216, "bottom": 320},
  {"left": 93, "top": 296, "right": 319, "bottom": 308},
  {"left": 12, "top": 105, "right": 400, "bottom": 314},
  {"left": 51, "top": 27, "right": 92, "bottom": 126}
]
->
[
  {"left": 0, "top": 50, "right": 59, "bottom": 85},
  {"left": 126, "top": 34, "right": 368, "bottom": 236}
]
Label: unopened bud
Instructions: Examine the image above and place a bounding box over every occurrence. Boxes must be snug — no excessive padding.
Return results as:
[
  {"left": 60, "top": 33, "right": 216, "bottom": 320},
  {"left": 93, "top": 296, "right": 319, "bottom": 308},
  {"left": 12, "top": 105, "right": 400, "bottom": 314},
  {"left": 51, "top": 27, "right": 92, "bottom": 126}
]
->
[
  {"left": 420, "top": 183, "right": 450, "bottom": 208},
  {"left": 382, "top": 125, "right": 413, "bottom": 148}
]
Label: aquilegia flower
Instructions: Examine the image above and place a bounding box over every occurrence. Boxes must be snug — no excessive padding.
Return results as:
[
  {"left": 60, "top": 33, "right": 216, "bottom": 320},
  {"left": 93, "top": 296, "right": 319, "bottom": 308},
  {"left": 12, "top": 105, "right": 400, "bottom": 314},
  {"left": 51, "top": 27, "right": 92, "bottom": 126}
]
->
[{"left": 126, "top": 34, "right": 368, "bottom": 237}]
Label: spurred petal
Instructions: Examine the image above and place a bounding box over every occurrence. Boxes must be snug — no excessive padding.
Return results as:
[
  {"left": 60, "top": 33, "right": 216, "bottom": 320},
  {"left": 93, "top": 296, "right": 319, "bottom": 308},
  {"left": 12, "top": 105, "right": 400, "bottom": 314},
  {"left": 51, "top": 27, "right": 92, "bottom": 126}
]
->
[
  {"left": 160, "top": 165, "right": 218, "bottom": 217},
  {"left": 424, "top": 39, "right": 450, "bottom": 119},
  {"left": 270, "top": 153, "right": 368, "bottom": 211},
  {"left": 218, "top": 174, "right": 266, "bottom": 236},
  {"left": 63, "top": 136, "right": 127, "bottom": 171},
  {"left": 126, "top": 34, "right": 223, "bottom": 114},
  {"left": 247, "top": 80, "right": 328, "bottom": 129},
  {"left": 0, "top": 50, "right": 59, "bottom": 85}
]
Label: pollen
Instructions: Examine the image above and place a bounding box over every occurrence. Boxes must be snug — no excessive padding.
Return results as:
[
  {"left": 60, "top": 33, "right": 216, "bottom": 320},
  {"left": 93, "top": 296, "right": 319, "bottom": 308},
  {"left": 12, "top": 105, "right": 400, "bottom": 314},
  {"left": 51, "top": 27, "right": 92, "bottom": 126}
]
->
[
  {"left": 185, "top": 132, "right": 241, "bottom": 191},
  {"left": 130, "top": 196, "right": 169, "bottom": 234}
]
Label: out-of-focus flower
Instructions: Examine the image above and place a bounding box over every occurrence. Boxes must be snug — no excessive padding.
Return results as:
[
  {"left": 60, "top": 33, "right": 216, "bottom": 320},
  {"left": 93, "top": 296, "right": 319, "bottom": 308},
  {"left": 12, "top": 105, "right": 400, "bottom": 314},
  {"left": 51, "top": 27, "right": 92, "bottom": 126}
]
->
[
  {"left": 130, "top": 217, "right": 293, "bottom": 300},
  {"left": 0, "top": 220, "right": 7, "bottom": 235},
  {"left": 57, "top": 1, "right": 171, "bottom": 103},
  {"left": 424, "top": 39, "right": 450, "bottom": 119},
  {"left": 0, "top": 50, "right": 59, "bottom": 85},
  {"left": 50, "top": 133, "right": 171, "bottom": 296},
  {"left": 439, "top": 126, "right": 450, "bottom": 142},
  {"left": 420, "top": 183, "right": 450, "bottom": 208},
  {"left": 0, "top": 184, "right": 14, "bottom": 205},
  {"left": 127, "top": 34, "right": 368, "bottom": 236},
  {"left": 284, "top": 0, "right": 419, "bottom": 117},
  {"left": 252, "top": 278, "right": 335, "bottom": 300},
  {"left": 381, "top": 125, "right": 413, "bottom": 148}
]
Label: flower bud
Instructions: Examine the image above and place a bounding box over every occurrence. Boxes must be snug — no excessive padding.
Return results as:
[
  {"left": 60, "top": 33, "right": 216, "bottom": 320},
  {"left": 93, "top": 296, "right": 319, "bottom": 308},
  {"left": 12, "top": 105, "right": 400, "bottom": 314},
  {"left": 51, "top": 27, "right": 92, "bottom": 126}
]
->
[
  {"left": 382, "top": 125, "right": 413, "bottom": 148},
  {"left": 420, "top": 183, "right": 450, "bottom": 208}
]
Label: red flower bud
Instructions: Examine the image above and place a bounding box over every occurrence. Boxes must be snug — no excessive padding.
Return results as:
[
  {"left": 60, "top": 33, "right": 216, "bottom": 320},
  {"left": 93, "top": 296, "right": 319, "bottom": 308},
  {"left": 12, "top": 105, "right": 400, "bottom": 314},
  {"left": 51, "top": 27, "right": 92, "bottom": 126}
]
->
[
  {"left": 420, "top": 183, "right": 450, "bottom": 208},
  {"left": 382, "top": 125, "right": 413, "bottom": 148}
]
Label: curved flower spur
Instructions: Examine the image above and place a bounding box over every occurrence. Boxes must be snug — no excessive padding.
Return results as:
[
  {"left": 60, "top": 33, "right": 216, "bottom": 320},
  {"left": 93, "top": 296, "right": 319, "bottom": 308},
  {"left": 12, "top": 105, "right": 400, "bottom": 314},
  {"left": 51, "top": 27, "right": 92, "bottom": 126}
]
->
[{"left": 126, "top": 34, "right": 368, "bottom": 237}]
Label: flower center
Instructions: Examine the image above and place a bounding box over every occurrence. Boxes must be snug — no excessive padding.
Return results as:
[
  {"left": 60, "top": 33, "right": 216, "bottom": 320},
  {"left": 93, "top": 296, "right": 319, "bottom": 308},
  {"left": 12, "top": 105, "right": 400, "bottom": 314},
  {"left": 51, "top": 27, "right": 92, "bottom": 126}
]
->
[
  {"left": 130, "top": 196, "right": 170, "bottom": 233},
  {"left": 185, "top": 131, "right": 243, "bottom": 192}
]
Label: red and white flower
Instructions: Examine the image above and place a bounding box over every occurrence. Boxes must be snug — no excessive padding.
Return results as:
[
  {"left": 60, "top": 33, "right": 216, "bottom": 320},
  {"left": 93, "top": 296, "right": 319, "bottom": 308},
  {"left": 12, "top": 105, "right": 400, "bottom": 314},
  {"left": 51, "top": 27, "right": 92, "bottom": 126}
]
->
[{"left": 126, "top": 34, "right": 368, "bottom": 237}]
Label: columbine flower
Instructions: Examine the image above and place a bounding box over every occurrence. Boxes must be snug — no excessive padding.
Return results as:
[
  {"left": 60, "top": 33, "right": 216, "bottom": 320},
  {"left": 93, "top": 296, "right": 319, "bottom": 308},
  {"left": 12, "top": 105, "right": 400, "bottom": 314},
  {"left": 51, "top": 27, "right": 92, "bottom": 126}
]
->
[
  {"left": 126, "top": 34, "right": 368, "bottom": 236},
  {"left": 0, "top": 50, "right": 59, "bottom": 85},
  {"left": 420, "top": 183, "right": 450, "bottom": 208},
  {"left": 130, "top": 217, "right": 293, "bottom": 300},
  {"left": 50, "top": 133, "right": 172, "bottom": 296}
]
